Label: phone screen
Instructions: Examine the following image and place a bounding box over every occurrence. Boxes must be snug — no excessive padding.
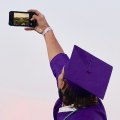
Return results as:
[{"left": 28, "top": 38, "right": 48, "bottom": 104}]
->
[{"left": 13, "top": 13, "right": 29, "bottom": 26}]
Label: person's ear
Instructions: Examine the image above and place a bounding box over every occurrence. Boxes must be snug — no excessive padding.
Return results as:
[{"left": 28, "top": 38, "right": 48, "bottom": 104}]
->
[{"left": 60, "top": 80, "right": 65, "bottom": 89}]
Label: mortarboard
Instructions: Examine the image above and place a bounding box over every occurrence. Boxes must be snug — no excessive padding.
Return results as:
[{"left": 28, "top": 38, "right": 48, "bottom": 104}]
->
[
  {"left": 64, "top": 45, "right": 113, "bottom": 99},
  {"left": 50, "top": 45, "right": 113, "bottom": 99}
]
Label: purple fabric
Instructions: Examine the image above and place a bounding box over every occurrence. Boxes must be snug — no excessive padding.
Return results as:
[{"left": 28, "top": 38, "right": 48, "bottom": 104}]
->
[
  {"left": 64, "top": 45, "right": 113, "bottom": 99},
  {"left": 53, "top": 98, "right": 107, "bottom": 120},
  {"left": 50, "top": 45, "right": 112, "bottom": 119},
  {"left": 50, "top": 53, "right": 69, "bottom": 81}
]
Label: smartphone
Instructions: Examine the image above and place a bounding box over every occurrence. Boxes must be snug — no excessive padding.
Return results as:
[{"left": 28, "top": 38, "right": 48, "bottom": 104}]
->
[{"left": 9, "top": 11, "right": 37, "bottom": 27}]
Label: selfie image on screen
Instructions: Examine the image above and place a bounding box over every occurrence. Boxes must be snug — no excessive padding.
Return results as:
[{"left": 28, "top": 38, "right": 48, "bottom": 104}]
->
[{"left": 14, "top": 13, "right": 29, "bottom": 26}]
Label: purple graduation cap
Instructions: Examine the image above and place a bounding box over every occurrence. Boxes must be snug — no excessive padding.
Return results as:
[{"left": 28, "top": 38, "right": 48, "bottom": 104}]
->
[
  {"left": 50, "top": 45, "right": 113, "bottom": 99},
  {"left": 64, "top": 45, "right": 113, "bottom": 99}
]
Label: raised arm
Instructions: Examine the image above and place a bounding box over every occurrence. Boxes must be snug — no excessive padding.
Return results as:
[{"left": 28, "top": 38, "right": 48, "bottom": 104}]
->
[
  {"left": 25, "top": 9, "right": 64, "bottom": 61},
  {"left": 44, "top": 30, "right": 64, "bottom": 61}
]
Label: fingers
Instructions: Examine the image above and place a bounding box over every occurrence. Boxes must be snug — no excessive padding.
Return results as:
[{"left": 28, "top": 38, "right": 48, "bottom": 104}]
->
[
  {"left": 27, "top": 9, "right": 44, "bottom": 21},
  {"left": 24, "top": 27, "right": 34, "bottom": 31},
  {"left": 31, "top": 15, "right": 38, "bottom": 21}
]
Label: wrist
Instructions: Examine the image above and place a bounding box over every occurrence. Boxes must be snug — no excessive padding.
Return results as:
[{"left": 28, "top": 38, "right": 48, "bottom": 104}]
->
[
  {"left": 42, "top": 27, "right": 53, "bottom": 36},
  {"left": 36, "top": 26, "right": 47, "bottom": 34}
]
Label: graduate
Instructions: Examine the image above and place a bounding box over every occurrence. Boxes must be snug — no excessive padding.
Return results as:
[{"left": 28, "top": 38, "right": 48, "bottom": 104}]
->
[{"left": 25, "top": 9, "right": 113, "bottom": 120}]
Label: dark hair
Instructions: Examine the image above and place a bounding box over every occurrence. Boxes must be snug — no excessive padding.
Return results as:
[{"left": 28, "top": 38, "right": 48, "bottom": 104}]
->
[{"left": 60, "top": 81, "right": 98, "bottom": 109}]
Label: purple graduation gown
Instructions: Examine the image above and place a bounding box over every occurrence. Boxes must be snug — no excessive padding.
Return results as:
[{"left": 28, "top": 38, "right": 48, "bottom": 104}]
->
[
  {"left": 53, "top": 98, "right": 107, "bottom": 120},
  {"left": 50, "top": 53, "right": 107, "bottom": 120}
]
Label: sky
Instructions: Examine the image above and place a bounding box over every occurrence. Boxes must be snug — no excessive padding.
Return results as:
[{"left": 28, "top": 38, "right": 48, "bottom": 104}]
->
[{"left": 0, "top": 0, "right": 120, "bottom": 120}]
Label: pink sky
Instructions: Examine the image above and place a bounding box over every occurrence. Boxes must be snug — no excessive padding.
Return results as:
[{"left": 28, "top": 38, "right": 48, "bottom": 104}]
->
[{"left": 0, "top": 96, "right": 53, "bottom": 120}]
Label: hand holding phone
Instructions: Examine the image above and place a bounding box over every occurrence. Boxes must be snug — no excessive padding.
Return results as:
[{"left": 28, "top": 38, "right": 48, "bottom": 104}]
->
[
  {"left": 24, "top": 9, "right": 50, "bottom": 34},
  {"left": 9, "top": 10, "right": 50, "bottom": 34}
]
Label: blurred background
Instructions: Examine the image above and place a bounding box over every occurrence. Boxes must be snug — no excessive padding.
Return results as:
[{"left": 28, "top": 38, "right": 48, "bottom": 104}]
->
[{"left": 0, "top": 0, "right": 119, "bottom": 119}]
